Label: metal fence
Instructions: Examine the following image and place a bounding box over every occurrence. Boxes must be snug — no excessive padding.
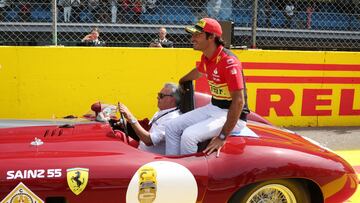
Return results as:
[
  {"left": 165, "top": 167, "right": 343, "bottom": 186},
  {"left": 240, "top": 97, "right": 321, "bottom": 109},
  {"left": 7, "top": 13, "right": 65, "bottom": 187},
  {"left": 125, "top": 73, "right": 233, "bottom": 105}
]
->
[{"left": 0, "top": 0, "right": 359, "bottom": 50}]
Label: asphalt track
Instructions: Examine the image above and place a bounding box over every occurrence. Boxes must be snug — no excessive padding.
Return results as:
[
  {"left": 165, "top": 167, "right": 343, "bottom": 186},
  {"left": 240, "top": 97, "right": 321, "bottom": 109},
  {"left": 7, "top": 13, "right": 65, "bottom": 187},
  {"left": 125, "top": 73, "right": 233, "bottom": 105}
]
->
[{"left": 288, "top": 127, "right": 360, "bottom": 203}]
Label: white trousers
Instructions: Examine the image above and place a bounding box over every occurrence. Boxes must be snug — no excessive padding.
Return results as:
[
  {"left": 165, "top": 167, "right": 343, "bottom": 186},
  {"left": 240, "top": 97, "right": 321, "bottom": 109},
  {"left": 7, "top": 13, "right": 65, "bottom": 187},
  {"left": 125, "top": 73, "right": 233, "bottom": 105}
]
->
[
  {"left": 64, "top": 6, "right": 71, "bottom": 22},
  {"left": 165, "top": 104, "right": 246, "bottom": 155},
  {"left": 111, "top": 5, "right": 117, "bottom": 23}
]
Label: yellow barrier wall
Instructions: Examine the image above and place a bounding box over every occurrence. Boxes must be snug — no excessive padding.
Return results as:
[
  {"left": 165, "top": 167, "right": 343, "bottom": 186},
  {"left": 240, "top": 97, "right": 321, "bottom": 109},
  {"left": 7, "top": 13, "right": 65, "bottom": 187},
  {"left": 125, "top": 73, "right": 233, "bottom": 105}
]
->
[{"left": 0, "top": 46, "right": 359, "bottom": 126}]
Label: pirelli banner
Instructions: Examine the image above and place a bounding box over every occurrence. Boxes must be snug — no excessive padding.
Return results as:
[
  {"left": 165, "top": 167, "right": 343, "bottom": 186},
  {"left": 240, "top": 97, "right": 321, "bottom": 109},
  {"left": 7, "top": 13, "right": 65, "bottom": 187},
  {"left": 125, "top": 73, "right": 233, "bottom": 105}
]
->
[
  {"left": 0, "top": 47, "right": 359, "bottom": 127},
  {"left": 230, "top": 50, "right": 360, "bottom": 127}
]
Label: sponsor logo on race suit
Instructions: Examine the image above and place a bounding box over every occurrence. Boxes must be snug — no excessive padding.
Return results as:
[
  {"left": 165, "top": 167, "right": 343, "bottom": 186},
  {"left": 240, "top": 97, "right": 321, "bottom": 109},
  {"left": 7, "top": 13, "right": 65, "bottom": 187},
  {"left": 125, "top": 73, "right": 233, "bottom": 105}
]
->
[
  {"left": 212, "top": 68, "right": 221, "bottom": 82},
  {"left": 208, "top": 81, "right": 231, "bottom": 100},
  {"left": 66, "top": 168, "right": 89, "bottom": 195},
  {"left": 0, "top": 182, "right": 44, "bottom": 203}
]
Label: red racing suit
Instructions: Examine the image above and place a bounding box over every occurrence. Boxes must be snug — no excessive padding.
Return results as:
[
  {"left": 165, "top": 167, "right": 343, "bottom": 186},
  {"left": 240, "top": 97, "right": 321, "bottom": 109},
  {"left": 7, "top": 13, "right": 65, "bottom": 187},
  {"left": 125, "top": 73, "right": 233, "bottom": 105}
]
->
[{"left": 197, "top": 45, "right": 249, "bottom": 121}]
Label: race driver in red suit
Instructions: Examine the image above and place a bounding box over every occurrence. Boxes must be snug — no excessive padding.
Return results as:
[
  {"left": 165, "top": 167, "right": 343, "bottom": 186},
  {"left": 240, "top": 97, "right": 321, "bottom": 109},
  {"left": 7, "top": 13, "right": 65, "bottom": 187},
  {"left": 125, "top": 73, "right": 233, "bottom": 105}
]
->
[{"left": 165, "top": 18, "right": 249, "bottom": 156}]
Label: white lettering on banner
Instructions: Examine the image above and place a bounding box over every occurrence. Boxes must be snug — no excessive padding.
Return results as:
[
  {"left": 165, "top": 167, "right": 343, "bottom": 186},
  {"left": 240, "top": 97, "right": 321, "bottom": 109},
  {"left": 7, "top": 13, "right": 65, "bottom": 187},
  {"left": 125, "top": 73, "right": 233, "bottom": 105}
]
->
[{"left": 6, "top": 169, "right": 62, "bottom": 180}]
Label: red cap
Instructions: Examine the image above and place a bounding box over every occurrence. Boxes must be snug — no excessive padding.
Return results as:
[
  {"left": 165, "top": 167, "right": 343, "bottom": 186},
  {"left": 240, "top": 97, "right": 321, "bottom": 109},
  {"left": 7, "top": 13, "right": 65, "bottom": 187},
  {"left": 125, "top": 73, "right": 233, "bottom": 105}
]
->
[{"left": 185, "top": 18, "right": 222, "bottom": 37}]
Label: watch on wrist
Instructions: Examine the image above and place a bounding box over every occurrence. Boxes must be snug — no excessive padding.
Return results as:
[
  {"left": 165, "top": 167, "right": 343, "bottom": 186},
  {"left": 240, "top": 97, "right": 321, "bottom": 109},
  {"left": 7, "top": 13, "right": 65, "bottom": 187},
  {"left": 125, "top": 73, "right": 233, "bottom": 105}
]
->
[
  {"left": 129, "top": 117, "right": 138, "bottom": 125},
  {"left": 218, "top": 133, "right": 227, "bottom": 141}
]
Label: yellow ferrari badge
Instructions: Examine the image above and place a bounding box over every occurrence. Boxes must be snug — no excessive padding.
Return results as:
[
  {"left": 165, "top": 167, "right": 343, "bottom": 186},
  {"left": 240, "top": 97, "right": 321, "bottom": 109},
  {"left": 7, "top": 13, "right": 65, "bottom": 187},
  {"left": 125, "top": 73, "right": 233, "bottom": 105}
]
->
[
  {"left": 66, "top": 168, "right": 89, "bottom": 195},
  {"left": 0, "top": 182, "right": 44, "bottom": 203},
  {"left": 138, "top": 166, "right": 157, "bottom": 203}
]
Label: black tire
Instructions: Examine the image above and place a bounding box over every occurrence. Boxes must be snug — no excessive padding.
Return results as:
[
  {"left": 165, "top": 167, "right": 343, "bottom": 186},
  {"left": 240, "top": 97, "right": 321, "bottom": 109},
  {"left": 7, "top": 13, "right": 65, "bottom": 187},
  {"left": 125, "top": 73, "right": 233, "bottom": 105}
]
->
[{"left": 228, "top": 179, "right": 311, "bottom": 203}]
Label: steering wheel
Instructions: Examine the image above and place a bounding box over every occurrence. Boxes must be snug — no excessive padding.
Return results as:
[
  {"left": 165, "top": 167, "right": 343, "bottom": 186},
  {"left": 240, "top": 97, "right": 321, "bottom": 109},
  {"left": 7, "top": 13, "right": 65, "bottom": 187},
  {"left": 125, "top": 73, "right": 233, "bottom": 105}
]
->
[{"left": 117, "top": 102, "right": 129, "bottom": 142}]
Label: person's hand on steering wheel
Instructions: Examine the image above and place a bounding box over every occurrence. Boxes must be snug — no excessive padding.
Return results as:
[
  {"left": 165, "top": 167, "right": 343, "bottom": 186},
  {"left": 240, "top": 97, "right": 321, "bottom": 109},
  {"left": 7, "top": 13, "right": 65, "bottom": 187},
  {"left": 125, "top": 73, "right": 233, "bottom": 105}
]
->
[
  {"left": 118, "top": 102, "right": 133, "bottom": 121},
  {"left": 117, "top": 102, "right": 132, "bottom": 135}
]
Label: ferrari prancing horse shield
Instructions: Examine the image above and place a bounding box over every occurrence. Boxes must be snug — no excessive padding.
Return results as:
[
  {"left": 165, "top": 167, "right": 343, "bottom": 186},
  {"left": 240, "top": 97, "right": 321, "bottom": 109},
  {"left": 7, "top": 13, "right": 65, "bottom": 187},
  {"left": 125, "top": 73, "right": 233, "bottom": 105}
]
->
[{"left": 66, "top": 168, "right": 89, "bottom": 195}]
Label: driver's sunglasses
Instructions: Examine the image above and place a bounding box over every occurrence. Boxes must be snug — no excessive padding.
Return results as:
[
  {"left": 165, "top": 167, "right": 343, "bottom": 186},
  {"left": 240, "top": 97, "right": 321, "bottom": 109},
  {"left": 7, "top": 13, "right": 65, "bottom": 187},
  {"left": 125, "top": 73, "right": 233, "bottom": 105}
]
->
[{"left": 158, "top": 92, "right": 173, "bottom": 99}]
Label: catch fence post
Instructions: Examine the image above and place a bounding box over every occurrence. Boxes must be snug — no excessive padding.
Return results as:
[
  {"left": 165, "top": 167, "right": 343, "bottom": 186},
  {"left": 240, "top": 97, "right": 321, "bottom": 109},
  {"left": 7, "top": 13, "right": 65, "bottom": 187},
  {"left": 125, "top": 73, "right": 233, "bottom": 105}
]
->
[
  {"left": 52, "top": 0, "right": 58, "bottom": 46},
  {"left": 251, "top": 0, "right": 258, "bottom": 49}
]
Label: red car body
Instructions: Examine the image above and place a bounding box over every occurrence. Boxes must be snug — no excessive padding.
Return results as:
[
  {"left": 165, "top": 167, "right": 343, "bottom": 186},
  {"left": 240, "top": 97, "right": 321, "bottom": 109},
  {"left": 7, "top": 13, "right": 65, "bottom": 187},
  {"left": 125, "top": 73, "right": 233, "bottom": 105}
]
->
[{"left": 0, "top": 94, "right": 357, "bottom": 203}]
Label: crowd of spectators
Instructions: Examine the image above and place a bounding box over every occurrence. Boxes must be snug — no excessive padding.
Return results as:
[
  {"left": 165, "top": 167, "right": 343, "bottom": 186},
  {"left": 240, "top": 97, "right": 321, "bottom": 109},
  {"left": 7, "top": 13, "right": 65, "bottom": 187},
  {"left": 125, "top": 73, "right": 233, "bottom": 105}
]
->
[
  {"left": 0, "top": 0, "right": 358, "bottom": 30},
  {"left": 0, "top": 0, "right": 158, "bottom": 24},
  {"left": 0, "top": 0, "right": 358, "bottom": 48},
  {"left": 56, "top": 0, "right": 146, "bottom": 23}
]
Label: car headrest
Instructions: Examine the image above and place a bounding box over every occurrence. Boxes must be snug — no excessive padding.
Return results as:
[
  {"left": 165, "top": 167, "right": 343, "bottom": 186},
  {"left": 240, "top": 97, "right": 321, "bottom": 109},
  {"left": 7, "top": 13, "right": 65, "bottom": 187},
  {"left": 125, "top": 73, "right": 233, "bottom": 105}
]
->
[{"left": 178, "top": 81, "right": 195, "bottom": 113}]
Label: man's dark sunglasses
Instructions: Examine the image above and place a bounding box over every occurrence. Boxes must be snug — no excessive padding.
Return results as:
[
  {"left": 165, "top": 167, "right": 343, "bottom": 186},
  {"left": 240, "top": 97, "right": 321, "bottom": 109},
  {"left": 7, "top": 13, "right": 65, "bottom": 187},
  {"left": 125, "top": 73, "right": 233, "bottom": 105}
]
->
[{"left": 158, "top": 92, "right": 173, "bottom": 99}]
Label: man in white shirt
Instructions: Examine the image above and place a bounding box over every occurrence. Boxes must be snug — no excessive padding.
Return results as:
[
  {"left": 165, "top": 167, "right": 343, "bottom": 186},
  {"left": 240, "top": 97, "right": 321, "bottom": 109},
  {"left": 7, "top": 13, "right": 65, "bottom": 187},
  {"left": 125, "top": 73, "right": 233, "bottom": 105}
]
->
[
  {"left": 81, "top": 27, "right": 103, "bottom": 46},
  {"left": 149, "top": 27, "right": 174, "bottom": 48},
  {"left": 118, "top": 83, "right": 181, "bottom": 154}
]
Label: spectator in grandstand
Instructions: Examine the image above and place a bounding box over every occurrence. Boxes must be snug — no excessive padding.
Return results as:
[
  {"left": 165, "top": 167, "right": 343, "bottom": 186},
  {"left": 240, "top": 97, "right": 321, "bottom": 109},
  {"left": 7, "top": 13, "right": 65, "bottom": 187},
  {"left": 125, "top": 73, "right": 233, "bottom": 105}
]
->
[
  {"left": 131, "top": 0, "right": 143, "bottom": 23},
  {"left": 109, "top": 0, "right": 118, "bottom": 23},
  {"left": 353, "top": 0, "right": 360, "bottom": 19},
  {"left": 284, "top": 1, "right": 295, "bottom": 28},
  {"left": 188, "top": 0, "right": 207, "bottom": 21},
  {"left": 71, "top": 0, "right": 82, "bottom": 22},
  {"left": 81, "top": 27, "right": 104, "bottom": 46},
  {"left": 149, "top": 27, "right": 173, "bottom": 48},
  {"left": 121, "top": 0, "right": 142, "bottom": 23},
  {"left": 0, "top": 0, "right": 8, "bottom": 22},
  {"left": 264, "top": 0, "right": 272, "bottom": 28},
  {"left": 57, "top": 2, "right": 63, "bottom": 22},
  {"left": 88, "top": 0, "right": 100, "bottom": 23},
  {"left": 98, "top": 0, "right": 109, "bottom": 23},
  {"left": 58, "top": 0, "right": 72, "bottom": 22},
  {"left": 306, "top": 1, "right": 315, "bottom": 29},
  {"left": 19, "top": 1, "right": 31, "bottom": 22},
  {"left": 207, "top": 0, "right": 232, "bottom": 20},
  {"left": 142, "top": 0, "right": 156, "bottom": 14}
]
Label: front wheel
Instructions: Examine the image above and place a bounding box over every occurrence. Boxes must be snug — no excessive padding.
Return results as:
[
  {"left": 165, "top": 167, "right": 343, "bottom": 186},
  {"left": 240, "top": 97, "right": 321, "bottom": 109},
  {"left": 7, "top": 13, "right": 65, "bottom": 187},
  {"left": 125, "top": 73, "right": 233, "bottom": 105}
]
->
[{"left": 229, "top": 179, "right": 311, "bottom": 203}]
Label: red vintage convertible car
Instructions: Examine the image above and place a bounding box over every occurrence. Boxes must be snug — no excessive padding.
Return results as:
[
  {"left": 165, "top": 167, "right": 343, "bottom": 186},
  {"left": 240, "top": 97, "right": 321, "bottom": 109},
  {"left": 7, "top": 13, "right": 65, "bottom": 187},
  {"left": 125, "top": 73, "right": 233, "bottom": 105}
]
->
[{"left": 0, "top": 86, "right": 358, "bottom": 203}]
